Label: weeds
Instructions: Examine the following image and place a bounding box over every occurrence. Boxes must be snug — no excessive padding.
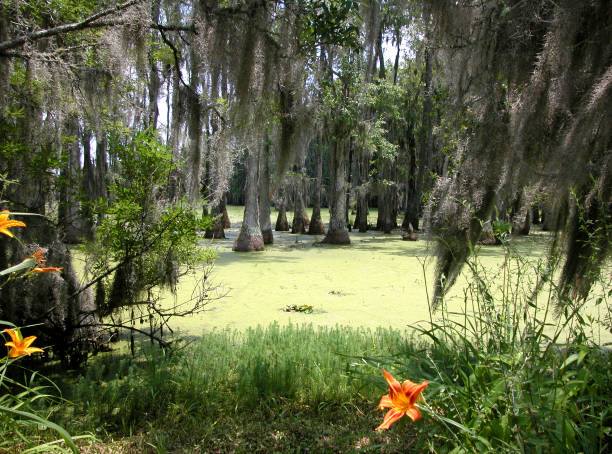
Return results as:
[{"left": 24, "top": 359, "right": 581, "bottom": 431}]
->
[{"left": 283, "top": 304, "right": 314, "bottom": 313}]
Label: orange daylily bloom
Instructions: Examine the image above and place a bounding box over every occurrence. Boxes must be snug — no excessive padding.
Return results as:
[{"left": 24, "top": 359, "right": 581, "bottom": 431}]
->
[
  {"left": 375, "top": 369, "right": 428, "bottom": 430},
  {"left": 29, "top": 249, "right": 45, "bottom": 266},
  {"left": 33, "top": 266, "right": 62, "bottom": 273},
  {"left": 22, "top": 250, "right": 61, "bottom": 273},
  {"left": 3, "top": 328, "right": 44, "bottom": 358},
  {"left": 0, "top": 210, "right": 26, "bottom": 238}
]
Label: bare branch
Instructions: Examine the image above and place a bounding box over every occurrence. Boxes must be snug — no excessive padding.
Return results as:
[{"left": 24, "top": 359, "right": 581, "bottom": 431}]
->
[{"left": 80, "top": 322, "right": 171, "bottom": 348}]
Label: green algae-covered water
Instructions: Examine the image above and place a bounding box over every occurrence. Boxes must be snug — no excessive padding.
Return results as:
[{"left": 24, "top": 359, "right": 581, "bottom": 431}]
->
[
  {"left": 71, "top": 205, "right": 610, "bottom": 343},
  {"left": 159, "top": 207, "right": 609, "bottom": 343}
]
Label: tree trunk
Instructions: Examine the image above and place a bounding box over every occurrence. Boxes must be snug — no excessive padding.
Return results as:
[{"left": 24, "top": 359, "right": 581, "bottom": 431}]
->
[
  {"left": 322, "top": 138, "right": 350, "bottom": 244},
  {"left": 291, "top": 175, "right": 309, "bottom": 234},
  {"left": 375, "top": 156, "right": 394, "bottom": 234},
  {"left": 146, "top": 0, "right": 161, "bottom": 129},
  {"left": 541, "top": 202, "right": 555, "bottom": 231},
  {"left": 233, "top": 147, "right": 264, "bottom": 251},
  {"left": 376, "top": 181, "right": 394, "bottom": 234},
  {"left": 0, "top": 11, "right": 9, "bottom": 107},
  {"left": 275, "top": 184, "right": 290, "bottom": 231},
  {"left": 203, "top": 60, "right": 228, "bottom": 240},
  {"left": 80, "top": 129, "right": 96, "bottom": 240},
  {"left": 518, "top": 210, "right": 531, "bottom": 235},
  {"left": 308, "top": 140, "right": 325, "bottom": 235},
  {"left": 185, "top": 45, "right": 202, "bottom": 206},
  {"left": 204, "top": 204, "right": 226, "bottom": 239},
  {"left": 404, "top": 44, "right": 433, "bottom": 231},
  {"left": 532, "top": 206, "right": 541, "bottom": 225},
  {"left": 204, "top": 160, "right": 225, "bottom": 239},
  {"left": 259, "top": 139, "right": 273, "bottom": 244},
  {"left": 58, "top": 113, "right": 82, "bottom": 244},
  {"left": 167, "top": 65, "right": 183, "bottom": 202},
  {"left": 221, "top": 195, "right": 231, "bottom": 228},
  {"left": 94, "top": 130, "right": 108, "bottom": 201},
  {"left": 353, "top": 155, "right": 368, "bottom": 232}
]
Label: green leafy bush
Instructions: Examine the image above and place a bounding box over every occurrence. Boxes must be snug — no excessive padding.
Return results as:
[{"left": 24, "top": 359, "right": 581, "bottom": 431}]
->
[{"left": 84, "top": 129, "right": 214, "bottom": 344}]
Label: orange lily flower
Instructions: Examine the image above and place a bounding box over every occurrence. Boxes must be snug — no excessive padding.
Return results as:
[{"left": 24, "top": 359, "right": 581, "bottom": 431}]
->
[
  {"left": 375, "top": 369, "right": 428, "bottom": 430},
  {"left": 0, "top": 210, "right": 26, "bottom": 238},
  {"left": 23, "top": 250, "right": 61, "bottom": 273},
  {"left": 3, "top": 328, "right": 44, "bottom": 358},
  {"left": 33, "top": 266, "right": 62, "bottom": 273},
  {"left": 29, "top": 249, "right": 45, "bottom": 266}
]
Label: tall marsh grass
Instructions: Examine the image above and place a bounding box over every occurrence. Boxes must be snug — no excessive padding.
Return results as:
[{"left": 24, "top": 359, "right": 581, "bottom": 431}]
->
[
  {"left": 352, "top": 242, "right": 612, "bottom": 453},
  {"left": 59, "top": 324, "right": 409, "bottom": 450}
]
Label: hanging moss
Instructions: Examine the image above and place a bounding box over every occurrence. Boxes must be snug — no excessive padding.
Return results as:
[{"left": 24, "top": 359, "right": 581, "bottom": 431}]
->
[{"left": 424, "top": 0, "right": 612, "bottom": 304}]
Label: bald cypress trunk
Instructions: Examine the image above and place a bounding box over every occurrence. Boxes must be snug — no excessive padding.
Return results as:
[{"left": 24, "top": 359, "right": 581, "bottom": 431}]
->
[
  {"left": 203, "top": 63, "right": 226, "bottom": 240},
  {"left": 275, "top": 184, "right": 290, "bottom": 231},
  {"left": 405, "top": 44, "right": 433, "bottom": 231},
  {"left": 94, "top": 130, "right": 108, "bottom": 201},
  {"left": 58, "top": 113, "right": 82, "bottom": 244},
  {"left": 308, "top": 140, "right": 325, "bottom": 235},
  {"left": 221, "top": 196, "right": 231, "bottom": 228},
  {"left": 233, "top": 148, "right": 264, "bottom": 251},
  {"left": 259, "top": 139, "right": 273, "bottom": 244},
  {"left": 291, "top": 175, "right": 309, "bottom": 234},
  {"left": 322, "top": 138, "right": 350, "bottom": 244},
  {"left": 80, "top": 129, "right": 95, "bottom": 239},
  {"left": 147, "top": 0, "right": 161, "bottom": 129},
  {"left": 166, "top": 59, "right": 183, "bottom": 203},
  {"left": 354, "top": 154, "right": 369, "bottom": 232},
  {"left": 185, "top": 44, "right": 202, "bottom": 206},
  {"left": 205, "top": 204, "right": 226, "bottom": 239},
  {"left": 376, "top": 171, "right": 394, "bottom": 234}
]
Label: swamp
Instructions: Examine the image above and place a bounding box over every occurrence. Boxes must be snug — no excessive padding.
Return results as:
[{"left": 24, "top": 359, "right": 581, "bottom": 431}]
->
[{"left": 0, "top": 1, "right": 611, "bottom": 453}]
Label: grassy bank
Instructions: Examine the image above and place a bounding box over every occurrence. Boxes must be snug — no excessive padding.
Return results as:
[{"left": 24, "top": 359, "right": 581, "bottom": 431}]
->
[{"left": 18, "top": 325, "right": 417, "bottom": 453}]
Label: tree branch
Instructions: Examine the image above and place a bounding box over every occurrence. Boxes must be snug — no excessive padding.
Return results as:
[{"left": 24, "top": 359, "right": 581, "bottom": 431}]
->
[
  {"left": 80, "top": 322, "right": 170, "bottom": 348},
  {"left": 0, "top": 0, "right": 143, "bottom": 52}
]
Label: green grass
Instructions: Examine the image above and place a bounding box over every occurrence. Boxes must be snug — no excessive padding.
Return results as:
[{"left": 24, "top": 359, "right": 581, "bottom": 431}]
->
[{"left": 33, "top": 324, "right": 421, "bottom": 453}]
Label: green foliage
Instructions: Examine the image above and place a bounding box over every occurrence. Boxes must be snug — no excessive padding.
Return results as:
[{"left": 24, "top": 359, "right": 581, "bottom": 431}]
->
[
  {"left": 298, "top": 0, "right": 361, "bottom": 52},
  {"left": 87, "top": 129, "right": 213, "bottom": 315},
  {"left": 492, "top": 219, "right": 511, "bottom": 240},
  {"left": 0, "top": 107, "right": 27, "bottom": 160},
  {"left": 4, "top": 0, "right": 99, "bottom": 23},
  {"left": 320, "top": 56, "right": 363, "bottom": 137},
  {"left": 150, "top": 42, "right": 176, "bottom": 66},
  {"left": 320, "top": 58, "right": 397, "bottom": 164}
]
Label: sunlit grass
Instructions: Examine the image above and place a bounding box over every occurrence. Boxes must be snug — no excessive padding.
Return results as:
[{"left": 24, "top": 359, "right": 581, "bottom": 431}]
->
[{"left": 53, "top": 324, "right": 419, "bottom": 453}]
